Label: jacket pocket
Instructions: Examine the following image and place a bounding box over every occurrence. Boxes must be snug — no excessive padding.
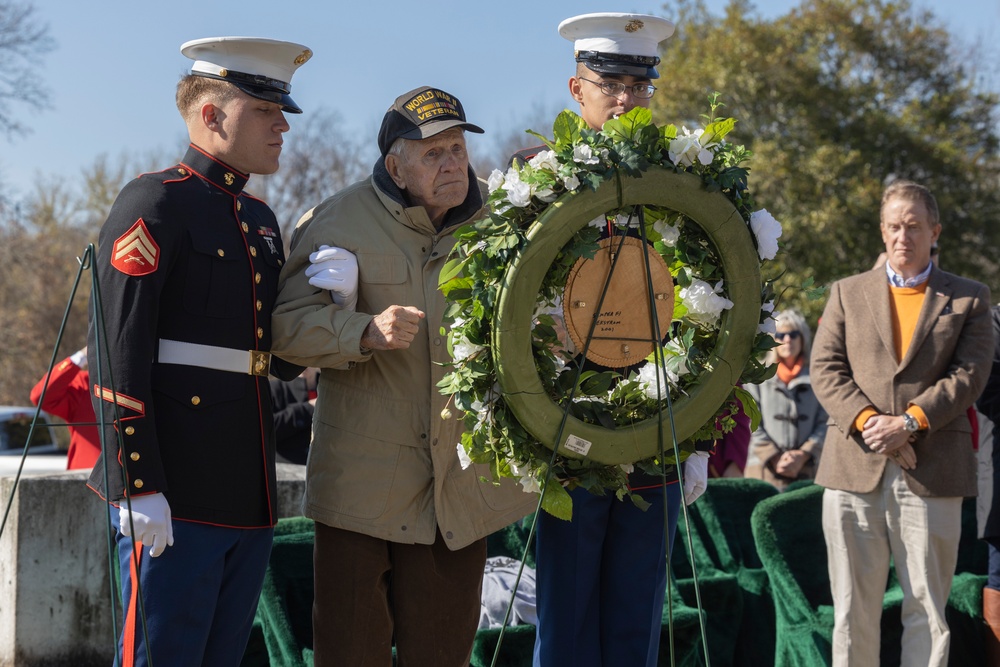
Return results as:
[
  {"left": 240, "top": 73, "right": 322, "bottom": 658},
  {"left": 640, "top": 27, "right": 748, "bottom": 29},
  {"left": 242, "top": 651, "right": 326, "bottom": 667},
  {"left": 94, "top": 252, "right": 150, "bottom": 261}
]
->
[{"left": 184, "top": 228, "right": 245, "bottom": 318}]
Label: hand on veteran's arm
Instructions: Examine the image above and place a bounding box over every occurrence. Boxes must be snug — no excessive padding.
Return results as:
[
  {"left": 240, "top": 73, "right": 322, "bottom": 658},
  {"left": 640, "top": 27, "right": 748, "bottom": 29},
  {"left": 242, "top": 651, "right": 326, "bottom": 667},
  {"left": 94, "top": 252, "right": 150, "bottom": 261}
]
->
[
  {"left": 361, "top": 305, "right": 425, "bottom": 351},
  {"left": 306, "top": 245, "right": 358, "bottom": 310}
]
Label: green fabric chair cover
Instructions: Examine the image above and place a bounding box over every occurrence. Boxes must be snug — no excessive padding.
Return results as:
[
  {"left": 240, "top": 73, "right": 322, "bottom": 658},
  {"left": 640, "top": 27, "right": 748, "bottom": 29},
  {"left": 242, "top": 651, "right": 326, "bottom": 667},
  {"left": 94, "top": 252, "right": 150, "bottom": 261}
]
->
[
  {"left": 248, "top": 517, "right": 316, "bottom": 667},
  {"left": 752, "top": 484, "right": 987, "bottom": 667},
  {"left": 671, "top": 478, "right": 779, "bottom": 666},
  {"left": 751, "top": 483, "right": 834, "bottom": 667}
]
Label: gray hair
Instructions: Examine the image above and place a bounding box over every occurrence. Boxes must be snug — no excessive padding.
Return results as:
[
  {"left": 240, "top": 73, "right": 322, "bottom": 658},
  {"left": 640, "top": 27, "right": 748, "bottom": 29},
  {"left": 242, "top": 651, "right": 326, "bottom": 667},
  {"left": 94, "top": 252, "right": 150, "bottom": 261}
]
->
[
  {"left": 766, "top": 309, "right": 812, "bottom": 366},
  {"left": 387, "top": 136, "right": 410, "bottom": 159}
]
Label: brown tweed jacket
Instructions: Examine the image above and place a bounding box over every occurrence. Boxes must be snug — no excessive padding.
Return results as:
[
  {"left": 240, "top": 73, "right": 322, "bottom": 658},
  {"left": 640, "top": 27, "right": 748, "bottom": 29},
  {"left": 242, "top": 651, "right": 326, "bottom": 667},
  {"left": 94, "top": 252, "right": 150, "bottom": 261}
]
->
[{"left": 811, "top": 266, "right": 993, "bottom": 497}]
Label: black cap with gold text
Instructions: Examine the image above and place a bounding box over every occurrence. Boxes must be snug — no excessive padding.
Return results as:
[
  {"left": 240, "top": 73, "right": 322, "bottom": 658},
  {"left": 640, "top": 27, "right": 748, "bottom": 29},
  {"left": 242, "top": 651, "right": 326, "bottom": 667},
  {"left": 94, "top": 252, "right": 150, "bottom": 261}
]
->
[{"left": 377, "top": 86, "right": 484, "bottom": 156}]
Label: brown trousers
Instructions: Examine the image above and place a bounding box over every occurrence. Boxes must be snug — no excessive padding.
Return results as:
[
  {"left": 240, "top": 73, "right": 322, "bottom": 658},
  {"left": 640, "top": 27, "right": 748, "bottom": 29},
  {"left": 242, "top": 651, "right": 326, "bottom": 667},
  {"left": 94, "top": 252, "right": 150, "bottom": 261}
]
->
[{"left": 312, "top": 522, "right": 487, "bottom": 667}]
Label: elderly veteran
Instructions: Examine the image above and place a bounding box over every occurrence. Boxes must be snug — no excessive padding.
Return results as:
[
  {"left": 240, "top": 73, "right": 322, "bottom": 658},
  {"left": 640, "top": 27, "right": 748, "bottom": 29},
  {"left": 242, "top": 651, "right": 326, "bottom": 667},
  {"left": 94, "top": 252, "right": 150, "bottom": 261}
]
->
[
  {"left": 271, "top": 86, "right": 535, "bottom": 667},
  {"left": 812, "top": 180, "right": 993, "bottom": 667}
]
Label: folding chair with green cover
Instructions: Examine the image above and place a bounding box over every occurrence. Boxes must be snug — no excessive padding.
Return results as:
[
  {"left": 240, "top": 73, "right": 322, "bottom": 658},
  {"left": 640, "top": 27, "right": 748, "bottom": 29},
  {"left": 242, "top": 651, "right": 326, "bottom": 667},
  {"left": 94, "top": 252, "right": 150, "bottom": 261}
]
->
[
  {"left": 255, "top": 520, "right": 316, "bottom": 667},
  {"left": 671, "top": 478, "right": 779, "bottom": 667}
]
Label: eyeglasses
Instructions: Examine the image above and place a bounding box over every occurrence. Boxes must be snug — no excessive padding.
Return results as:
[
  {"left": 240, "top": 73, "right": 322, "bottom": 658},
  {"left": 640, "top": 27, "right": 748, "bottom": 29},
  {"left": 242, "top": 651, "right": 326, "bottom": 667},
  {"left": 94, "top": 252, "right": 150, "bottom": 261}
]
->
[
  {"left": 578, "top": 77, "right": 657, "bottom": 100},
  {"left": 774, "top": 331, "right": 801, "bottom": 341}
]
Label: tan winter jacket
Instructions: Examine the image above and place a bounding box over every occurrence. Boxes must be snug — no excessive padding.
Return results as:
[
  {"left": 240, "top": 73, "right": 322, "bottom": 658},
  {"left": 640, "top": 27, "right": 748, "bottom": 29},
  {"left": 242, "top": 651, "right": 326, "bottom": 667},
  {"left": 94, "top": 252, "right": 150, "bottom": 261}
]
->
[{"left": 271, "top": 160, "right": 535, "bottom": 549}]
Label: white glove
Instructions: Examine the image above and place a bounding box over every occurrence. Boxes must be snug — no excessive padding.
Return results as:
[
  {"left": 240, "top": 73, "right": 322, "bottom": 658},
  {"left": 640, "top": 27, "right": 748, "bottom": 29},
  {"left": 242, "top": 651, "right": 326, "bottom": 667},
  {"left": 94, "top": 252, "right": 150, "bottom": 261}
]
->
[
  {"left": 683, "top": 451, "right": 711, "bottom": 505},
  {"left": 119, "top": 492, "right": 174, "bottom": 557},
  {"left": 70, "top": 347, "right": 88, "bottom": 369},
  {"left": 306, "top": 245, "right": 358, "bottom": 310}
]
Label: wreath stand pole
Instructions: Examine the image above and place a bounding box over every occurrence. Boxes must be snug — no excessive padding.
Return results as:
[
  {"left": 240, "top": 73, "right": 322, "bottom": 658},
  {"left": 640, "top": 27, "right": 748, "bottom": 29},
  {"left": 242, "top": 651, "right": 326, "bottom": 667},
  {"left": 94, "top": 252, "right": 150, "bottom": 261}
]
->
[{"left": 633, "top": 205, "right": 712, "bottom": 667}]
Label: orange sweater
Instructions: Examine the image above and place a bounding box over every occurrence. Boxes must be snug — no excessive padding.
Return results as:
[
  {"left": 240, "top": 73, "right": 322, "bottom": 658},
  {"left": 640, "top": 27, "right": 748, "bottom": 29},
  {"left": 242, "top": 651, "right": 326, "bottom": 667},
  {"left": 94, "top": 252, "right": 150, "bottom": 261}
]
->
[{"left": 853, "top": 283, "right": 930, "bottom": 431}]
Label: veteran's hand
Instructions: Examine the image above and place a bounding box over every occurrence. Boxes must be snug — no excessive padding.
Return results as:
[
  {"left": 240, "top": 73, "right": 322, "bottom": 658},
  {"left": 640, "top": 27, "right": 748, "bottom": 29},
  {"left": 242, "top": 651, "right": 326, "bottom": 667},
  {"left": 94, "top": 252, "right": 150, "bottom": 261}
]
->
[
  {"left": 861, "top": 414, "right": 911, "bottom": 455},
  {"left": 362, "top": 305, "right": 425, "bottom": 350}
]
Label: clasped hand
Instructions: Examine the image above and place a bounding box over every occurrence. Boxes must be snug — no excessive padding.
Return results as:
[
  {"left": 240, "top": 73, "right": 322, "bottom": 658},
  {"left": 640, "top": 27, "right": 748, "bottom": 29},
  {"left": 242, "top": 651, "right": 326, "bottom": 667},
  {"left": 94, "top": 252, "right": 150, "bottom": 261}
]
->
[{"left": 862, "top": 414, "right": 917, "bottom": 469}]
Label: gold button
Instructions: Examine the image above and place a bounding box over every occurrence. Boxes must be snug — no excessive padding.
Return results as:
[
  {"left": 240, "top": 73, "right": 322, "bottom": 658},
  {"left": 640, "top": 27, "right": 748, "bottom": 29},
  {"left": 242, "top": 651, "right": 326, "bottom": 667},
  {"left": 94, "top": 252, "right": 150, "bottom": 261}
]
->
[
  {"left": 257, "top": 327, "right": 264, "bottom": 339},
  {"left": 256, "top": 299, "right": 263, "bottom": 311},
  {"left": 242, "top": 222, "right": 249, "bottom": 233},
  {"left": 255, "top": 272, "right": 261, "bottom": 284},
  {"left": 191, "top": 396, "right": 201, "bottom": 406},
  {"left": 178, "top": 168, "right": 187, "bottom": 176},
  {"left": 217, "top": 249, "right": 225, "bottom": 257},
  {"left": 125, "top": 426, "right": 135, "bottom": 435},
  {"left": 250, "top": 246, "right": 257, "bottom": 257},
  {"left": 278, "top": 259, "right": 283, "bottom": 267},
  {"left": 237, "top": 201, "right": 242, "bottom": 211},
  {"left": 130, "top": 452, "right": 140, "bottom": 461},
  {"left": 133, "top": 479, "right": 143, "bottom": 489}
]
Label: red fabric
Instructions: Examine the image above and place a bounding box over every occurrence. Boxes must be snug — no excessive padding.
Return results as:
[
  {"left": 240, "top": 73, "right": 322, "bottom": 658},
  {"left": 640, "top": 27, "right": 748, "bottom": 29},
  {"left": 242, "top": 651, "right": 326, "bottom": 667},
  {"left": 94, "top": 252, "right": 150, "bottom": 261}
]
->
[
  {"left": 111, "top": 218, "right": 160, "bottom": 276},
  {"left": 29, "top": 357, "right": 101, "bottom": 470},
  {"left": 122, "top": 543, "right": 143, "bottom": 667}
]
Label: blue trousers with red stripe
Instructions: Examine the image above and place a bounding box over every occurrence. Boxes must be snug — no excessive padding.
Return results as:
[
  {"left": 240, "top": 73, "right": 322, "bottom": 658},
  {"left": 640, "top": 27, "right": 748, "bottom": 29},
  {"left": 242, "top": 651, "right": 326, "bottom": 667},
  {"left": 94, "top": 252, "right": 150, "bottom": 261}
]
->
[
  {"left": 532, "top": 482, "right": 681, "bottom": 667},
  {"left": 111, "top": 509, "right": 273, "bottom": 667}
]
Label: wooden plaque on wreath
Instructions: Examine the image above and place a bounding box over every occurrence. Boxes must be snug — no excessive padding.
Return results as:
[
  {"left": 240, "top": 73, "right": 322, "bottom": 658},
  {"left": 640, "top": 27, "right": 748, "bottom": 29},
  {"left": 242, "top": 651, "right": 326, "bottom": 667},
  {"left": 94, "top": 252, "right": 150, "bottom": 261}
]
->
[{"left": 562, "top": 236, "right": 674, "bottom": 368}]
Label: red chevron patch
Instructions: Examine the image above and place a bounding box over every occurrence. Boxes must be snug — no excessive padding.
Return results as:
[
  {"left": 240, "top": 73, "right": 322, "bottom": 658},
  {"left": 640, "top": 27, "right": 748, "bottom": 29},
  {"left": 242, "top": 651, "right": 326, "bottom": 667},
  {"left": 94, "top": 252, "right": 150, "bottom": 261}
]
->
[{"left": 111, "top": 218, "right": 159, "bottom": 276}]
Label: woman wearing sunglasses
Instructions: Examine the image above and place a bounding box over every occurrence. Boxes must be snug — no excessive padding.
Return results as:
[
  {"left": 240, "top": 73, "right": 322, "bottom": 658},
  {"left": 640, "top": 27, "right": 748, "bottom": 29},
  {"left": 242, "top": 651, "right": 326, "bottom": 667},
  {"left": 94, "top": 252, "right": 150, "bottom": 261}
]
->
[{"left": 745, "top": 309, "right": 828, "bottom": 490}]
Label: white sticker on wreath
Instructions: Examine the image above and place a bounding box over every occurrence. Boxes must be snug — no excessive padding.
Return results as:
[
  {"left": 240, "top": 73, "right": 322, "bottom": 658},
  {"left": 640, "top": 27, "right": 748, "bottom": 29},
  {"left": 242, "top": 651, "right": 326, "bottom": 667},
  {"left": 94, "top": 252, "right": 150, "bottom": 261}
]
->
[{"left": 562, "top": 434, "right": 593, "bottom": 456}]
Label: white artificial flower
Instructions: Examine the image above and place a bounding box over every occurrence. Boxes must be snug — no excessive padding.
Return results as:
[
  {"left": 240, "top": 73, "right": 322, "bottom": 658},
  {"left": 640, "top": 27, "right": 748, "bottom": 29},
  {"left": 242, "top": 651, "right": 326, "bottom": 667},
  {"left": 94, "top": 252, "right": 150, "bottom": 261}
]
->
[
  {"left": 680, "top": 278, "right": 735, "bottom": 327},
  {"left": 487, "top": 169, "right": 505, "bottom": 193},
  {"left": 758, "top": 300, "right": 777, "bottom": 334},
  {"left": 534, "top": 185, "right": 559, "bottom": 203},
  {"left": 587, "top": 214, "right": 607, "bottom": 229},
  {"left": 613, "top": 213, "right": 640, "bottom": 228},
  {"left": 668, "top": 127, "right": 715, "bottom": 167},
  {"left": 456, "top": 442, "right": 473, "bottom": 470},
  {"left": 573, "top": 144, "right": 600, "bottom": 165},
  {"left": 562, "top": 173, "right": 581, "bottom": 191},
  {"left": 502, "top": 169, "right": 532, "bottom": 207},
  {"left": 663, "top": 340, "right": 691, "bottom": 377},
  {"left": 528, "top": 149, "right": 560, "bottom": 172},
  {"left": 452, "top": 339, "right": 483, "bottom": 361},
  {"left": 749, "top": 209, "right": 782, "bottom": 260},
  {"left": 653, "top": 219, "right": 680, "bottom": 246},
  {"left": 637, "top": 362, "right": 679, "bottom": 400},
  {"left": 619, "top": 463, "right": 635, "bottom": 474},
  {"left": 510, "top": 461, "right": 541, "bottom": 494}
]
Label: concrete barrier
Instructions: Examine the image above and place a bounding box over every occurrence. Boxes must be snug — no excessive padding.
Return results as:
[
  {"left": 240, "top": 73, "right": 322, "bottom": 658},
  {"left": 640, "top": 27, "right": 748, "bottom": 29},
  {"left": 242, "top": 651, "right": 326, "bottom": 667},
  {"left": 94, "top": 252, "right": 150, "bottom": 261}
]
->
[{"left": 0, "top": 464, "right": 306, "bottom": 667}]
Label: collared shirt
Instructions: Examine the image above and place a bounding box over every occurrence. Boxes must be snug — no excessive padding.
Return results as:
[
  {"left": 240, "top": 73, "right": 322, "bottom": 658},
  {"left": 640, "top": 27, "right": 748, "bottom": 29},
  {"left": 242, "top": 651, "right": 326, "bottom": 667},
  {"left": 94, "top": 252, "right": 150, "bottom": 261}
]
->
[{"left": 885, "top": 260, "right": 933, "bottom": 287}]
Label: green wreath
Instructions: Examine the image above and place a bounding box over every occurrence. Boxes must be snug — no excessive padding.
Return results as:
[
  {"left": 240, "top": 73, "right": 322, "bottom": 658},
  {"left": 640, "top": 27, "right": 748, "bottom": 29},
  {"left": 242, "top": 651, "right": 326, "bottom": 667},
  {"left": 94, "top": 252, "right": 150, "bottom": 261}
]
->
[
  {"left": 438, "top": 102, "right": 781, "bottom": 518},
  {"left": 495, "top": 167, "right": 761, "bottom": 464}
]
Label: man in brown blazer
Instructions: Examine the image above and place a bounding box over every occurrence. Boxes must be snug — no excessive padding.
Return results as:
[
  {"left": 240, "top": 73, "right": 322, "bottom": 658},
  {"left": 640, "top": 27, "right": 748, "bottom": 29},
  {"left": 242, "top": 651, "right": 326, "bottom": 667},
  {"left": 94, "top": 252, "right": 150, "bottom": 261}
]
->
[{"left": 811, "top": 180, "right": 993, "bottom": 667}]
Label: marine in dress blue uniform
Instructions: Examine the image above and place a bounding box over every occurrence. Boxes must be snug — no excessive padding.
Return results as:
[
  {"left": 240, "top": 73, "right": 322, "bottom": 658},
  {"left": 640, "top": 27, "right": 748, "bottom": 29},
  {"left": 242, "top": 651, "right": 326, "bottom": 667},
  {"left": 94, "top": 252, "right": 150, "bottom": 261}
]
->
[
  {"left": 87, "top": 36, "right": 310, "bottom": 667},
  {"left": 527, "top": 14, "right": 717, "bottom": 667}
]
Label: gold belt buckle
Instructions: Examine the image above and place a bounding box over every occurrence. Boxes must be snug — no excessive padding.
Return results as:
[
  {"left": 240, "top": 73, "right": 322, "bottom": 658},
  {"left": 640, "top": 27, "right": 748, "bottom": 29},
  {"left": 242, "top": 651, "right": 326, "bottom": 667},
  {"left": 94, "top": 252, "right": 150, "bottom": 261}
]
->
[{"left": 249, "top": 350, "right": 272, "bottom": 377}]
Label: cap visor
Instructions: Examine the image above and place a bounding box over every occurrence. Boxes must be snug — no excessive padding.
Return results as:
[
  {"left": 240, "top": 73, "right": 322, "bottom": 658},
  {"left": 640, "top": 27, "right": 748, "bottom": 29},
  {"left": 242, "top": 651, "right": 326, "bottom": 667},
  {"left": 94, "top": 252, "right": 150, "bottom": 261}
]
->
[{"left": 402, "top": 119, "right": 485, "bottom": 141}]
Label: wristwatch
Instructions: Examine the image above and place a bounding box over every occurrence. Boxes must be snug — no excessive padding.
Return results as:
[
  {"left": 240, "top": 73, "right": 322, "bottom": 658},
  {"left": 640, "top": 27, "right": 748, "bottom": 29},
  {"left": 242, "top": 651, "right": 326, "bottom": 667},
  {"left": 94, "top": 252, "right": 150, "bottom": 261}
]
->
[{"left": 901, "top": 412, "right": 920, "bottom": 433}]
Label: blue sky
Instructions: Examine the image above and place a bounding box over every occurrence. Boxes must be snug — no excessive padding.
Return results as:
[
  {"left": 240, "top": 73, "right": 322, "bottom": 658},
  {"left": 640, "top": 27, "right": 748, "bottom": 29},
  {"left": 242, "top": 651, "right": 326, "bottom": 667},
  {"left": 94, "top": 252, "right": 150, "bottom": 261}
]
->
[{"left": 1, "top": 0, "right": 997, "bottom": 199}]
